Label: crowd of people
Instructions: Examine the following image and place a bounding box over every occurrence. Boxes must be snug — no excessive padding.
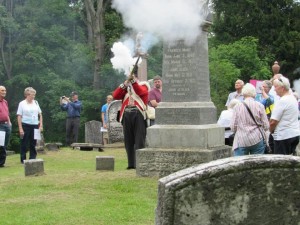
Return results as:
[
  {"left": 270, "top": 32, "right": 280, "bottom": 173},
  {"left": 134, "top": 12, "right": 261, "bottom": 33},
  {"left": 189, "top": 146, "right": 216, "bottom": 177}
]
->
[
  {"left": 0, "top": 87, "right": 44, "bottom": 166},
  {"left": 218, "top": 72, "right": 300, "bottom": 156},
  {"left": 0, "top": 87, "right": 82, "bottom": 167},
  {"left": 1, "top": 62, "right": 299, "bottom": 168}
]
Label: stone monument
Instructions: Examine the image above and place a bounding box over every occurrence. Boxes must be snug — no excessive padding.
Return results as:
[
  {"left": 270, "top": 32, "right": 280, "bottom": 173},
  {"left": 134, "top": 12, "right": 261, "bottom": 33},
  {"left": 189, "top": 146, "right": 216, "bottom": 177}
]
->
[
  {"left": 156, "top": 155, "right": 300, "bottom": 225},
  {"left": 136, "top": 16, "right": 232, "bottom": 177},
  {"left": 107, "top": 100, "right": 124, "bottom": 143},
  {"left": 135, "top": 32, "right": 148, "bottom": 82},
  {"left": 85, "top": 120, "right": 103, "bottom": 144}
]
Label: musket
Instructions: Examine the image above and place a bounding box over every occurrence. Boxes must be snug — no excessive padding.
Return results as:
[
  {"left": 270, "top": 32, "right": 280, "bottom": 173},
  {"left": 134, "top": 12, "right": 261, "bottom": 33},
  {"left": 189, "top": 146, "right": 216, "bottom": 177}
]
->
[{"left": 127, "top": 56, "right": 141, "bottom": 81}]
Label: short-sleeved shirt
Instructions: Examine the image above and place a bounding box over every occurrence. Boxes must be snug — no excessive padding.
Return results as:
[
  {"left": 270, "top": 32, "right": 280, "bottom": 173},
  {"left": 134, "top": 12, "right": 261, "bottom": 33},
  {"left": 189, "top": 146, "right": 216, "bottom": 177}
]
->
[
  {"left": 0, "top": 99, "right": 9, "bottom": 122},
  {"left": 17, "top": 100, "right": 42, "bottom": 125},
  {"left": 101, "top": 103, "right": 108, "bottom": 124},
  {"left": 225, "top": 91, "right": 244, "bottom": 106},
  {"left": 217, "top": 109, "right": 234, "bottom": 138},
  {"left": 148, "top": 88, "right": 162, "bottom": 107},
  {"left": 271, "top": 94, "right": 300, "bottom": 140},
  {"left": 255, "top": 93, "right": 274, "bottom": 118}
]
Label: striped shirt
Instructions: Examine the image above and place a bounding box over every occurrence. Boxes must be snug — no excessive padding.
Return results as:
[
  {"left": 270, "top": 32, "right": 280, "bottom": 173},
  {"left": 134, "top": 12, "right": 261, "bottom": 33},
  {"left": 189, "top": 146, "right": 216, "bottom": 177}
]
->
[{"left": 230, "top": 98, "right": 269, "bottom": 150}]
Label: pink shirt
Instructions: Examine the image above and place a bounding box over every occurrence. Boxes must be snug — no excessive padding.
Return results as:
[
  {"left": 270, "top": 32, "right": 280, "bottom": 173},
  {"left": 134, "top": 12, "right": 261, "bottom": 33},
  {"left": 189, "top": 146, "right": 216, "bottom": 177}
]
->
[
  {"left": 148, "top": 88, "right": 162, "bottom": 107},
  {"left": 230, "top": 98, "right": 269, "bottom": 150},
  {"left": 0, "top": 99, "right": 9, "bottom": 122}
]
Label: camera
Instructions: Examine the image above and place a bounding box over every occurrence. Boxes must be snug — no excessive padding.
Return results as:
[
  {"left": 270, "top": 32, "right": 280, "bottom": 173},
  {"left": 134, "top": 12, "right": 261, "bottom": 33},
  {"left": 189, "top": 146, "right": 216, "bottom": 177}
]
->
[{"left": 61, "top": 96, "right": 66, "bottom": 99}]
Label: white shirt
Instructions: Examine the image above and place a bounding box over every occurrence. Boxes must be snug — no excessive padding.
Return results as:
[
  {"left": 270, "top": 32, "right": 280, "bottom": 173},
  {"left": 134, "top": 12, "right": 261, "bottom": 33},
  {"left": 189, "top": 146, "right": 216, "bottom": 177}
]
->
[
  {"left": 269, "top": 86, "right": 280, "bottom": 103},
  {"left": 217, "top": 109, "right": 234, "bottom": 138},
  {"left": 225, "top": 91, "right": 244, "bottom": 106},
  {"left": 271, "top": 95, "right": 300, "bottom": 140},
  {"left": 17, "top": 100, "right": 42, "bottom": 125}
]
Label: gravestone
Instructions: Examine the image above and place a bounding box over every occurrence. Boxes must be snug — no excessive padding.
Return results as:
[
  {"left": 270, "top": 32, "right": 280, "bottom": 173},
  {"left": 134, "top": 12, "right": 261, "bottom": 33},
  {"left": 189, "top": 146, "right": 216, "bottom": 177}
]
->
[
  {"left": 85, "top": 120, "right": 102, "bottom": 144},
  {"left": 36, "top": 133, "right": 46, "bottom": 154},
  {"left": 45, "top": 143, "right": 59, "bottom": 151},
  {"left": 136, "top": 18, "right": 231, "bottom": 177},
  {"left": 156, "top": 155, "right": 300, "bottom": 225},
  {"left": 107, "top": 100, "right": 124, "bottom": 143},
  {"left": 96, "top": 156, "right": 115, "bottom": 171},
  {"left": 24, "top": 159, "right": 45, "bottom": 176}
]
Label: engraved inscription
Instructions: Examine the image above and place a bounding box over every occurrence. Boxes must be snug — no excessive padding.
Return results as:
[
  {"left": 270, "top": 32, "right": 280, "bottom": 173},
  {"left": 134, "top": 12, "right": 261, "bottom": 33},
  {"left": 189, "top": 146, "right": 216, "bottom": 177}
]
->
[{"left": 163, "top": 36, "right": 210, "bottom": 102}]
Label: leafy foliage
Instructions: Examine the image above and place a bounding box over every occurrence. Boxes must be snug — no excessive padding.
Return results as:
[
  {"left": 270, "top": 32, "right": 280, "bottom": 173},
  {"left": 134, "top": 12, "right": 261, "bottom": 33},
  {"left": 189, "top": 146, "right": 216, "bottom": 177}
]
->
[
  {"left": 212, "top": 0, "right": 300, "bottom": 79},
  {"left": 209, "top": 37, "right": 270, "bottom": 113},
  {"left": 0, "top": 0, "right": 299, "bottom": 149}
]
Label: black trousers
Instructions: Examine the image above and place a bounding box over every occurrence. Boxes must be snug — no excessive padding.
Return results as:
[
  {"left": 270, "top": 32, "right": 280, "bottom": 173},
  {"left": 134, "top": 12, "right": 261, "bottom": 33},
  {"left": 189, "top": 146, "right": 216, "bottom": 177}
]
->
[
  {"left": 66, "top": 117, "right": 80, "bottom": 146},
  {"left": 20, "top": 123, "right": 38, "bottom": 163},
  {"left": 122, "top": 109, "right": 146, "bottom": 168},
  {"left": 274, "top": 136, "right": 299, "bottom": 155}
]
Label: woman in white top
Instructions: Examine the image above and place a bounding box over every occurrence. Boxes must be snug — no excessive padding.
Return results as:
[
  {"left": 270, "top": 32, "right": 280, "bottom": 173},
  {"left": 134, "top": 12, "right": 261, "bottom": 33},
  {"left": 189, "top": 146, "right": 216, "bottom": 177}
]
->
[
  {"left": 17, "top": 87, "right": 43, "bottom": 163},
  {"left": 217, "top": 99, "right": 240, "bottom": 146},
  {"left": 270, "top": 76, "right": 300, "bottom": 155}
]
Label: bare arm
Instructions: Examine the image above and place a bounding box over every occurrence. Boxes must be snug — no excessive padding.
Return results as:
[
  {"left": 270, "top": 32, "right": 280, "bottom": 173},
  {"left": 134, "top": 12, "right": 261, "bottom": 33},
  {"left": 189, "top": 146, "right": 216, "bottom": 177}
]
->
[
  {"left": 101, "top": 112, "right": 107, "bottom": 128},
  {"left": 150, "top": 99, "right": 158, "bottom": 108},
  {"left": 17, "top": 115, "right": 23, "bottom": 136},
  {"left": 269, "top": 119, "right": 279, "bottom": 134},
  {"left": 39, "top": 113, "right": 43, "bottom": 132}
]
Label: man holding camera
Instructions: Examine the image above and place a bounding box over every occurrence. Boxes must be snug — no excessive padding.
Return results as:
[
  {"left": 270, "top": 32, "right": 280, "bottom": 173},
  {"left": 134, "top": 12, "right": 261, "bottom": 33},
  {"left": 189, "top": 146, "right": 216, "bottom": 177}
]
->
[
  {"left": 113, "top": 65, "right": 149, "bottom": 170},
  {"left": 60, "top": 91, "right": 82, "bottom": 146}
]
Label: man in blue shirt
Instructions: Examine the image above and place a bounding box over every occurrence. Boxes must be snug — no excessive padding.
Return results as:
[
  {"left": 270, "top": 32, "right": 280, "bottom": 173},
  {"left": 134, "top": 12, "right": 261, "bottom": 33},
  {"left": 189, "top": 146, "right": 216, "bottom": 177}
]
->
[
  {"left": 60, "top": 91, "right": 82, "bottom": 146},
  {"left": 101, "top": 95, "right": 113, "bottom": 144}
]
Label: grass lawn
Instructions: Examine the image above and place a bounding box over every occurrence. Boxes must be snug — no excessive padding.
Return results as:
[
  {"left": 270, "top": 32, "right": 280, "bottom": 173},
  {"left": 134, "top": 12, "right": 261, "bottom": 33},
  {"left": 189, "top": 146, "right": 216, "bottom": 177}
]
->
[{"left": 0, "top": 147, "right": 158, "bottom": 225}]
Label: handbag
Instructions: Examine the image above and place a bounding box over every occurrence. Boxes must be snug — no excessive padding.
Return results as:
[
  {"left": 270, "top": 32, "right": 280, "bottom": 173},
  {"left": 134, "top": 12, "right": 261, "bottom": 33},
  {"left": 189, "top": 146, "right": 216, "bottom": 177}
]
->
[
  {"left": 242, "top": 102, "right": 272, "bottom": 154},
  {"left": 146, "top": 106, "right": 155, "bottom": 120}
]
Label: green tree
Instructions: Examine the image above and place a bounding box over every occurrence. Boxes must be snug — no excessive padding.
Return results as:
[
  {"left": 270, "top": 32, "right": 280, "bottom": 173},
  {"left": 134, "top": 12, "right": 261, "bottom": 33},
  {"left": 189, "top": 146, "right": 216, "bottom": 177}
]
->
[
  {"left": 212, "top": 0, "right": 300, "bottom": 78},
  {"left": 209, "top": 37, "right": 270, "bottom": 113},
  {"left": 0, "top": 0, "right": 93, "bottom": 149}
]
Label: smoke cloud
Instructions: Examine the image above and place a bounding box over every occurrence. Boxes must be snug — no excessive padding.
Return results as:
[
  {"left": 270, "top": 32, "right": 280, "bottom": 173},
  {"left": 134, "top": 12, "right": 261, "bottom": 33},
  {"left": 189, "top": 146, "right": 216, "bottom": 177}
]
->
[
  {"left": 111, "top": 0, "right": 209, "bottom": 45},
  {"left": 110, "top": 42, "right": 141, "bottom": 75},
  {"left": 293, "top": 79, "right": 300, "bottom": 97}
]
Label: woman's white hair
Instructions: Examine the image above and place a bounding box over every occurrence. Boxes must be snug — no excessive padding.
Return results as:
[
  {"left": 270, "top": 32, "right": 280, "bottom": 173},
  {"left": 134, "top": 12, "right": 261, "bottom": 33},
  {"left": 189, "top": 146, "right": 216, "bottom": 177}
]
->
[
  {"left": 273, "top": 76, "right": 290, "bottom": 91},
  {"left": 242, "top": 83, "right": 256, "bottom": 98},
  {"left": 228, "top": 99, "right": 240, "bottom": 109},
  {"left": 24, "top": 87, "right": 36, "bottom": 97}
]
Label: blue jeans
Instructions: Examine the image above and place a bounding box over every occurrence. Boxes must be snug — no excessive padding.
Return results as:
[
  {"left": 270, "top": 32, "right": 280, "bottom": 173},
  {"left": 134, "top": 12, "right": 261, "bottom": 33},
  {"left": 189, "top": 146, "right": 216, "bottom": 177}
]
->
[
  {"left": 0, "top": 123, "right": 12, "bottom": 165},
  {"left": 234, "top": 139, "right": 265, "bottom": 156}
]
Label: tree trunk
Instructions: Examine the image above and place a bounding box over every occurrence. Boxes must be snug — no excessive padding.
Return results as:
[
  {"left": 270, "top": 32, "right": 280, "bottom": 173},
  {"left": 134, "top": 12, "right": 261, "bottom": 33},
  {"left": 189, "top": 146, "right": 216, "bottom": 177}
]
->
[
  {"left": 0, "top": 0, "right": 14, "bottom": 80},
  {"left": 84, "top": 0, "right": 106, "bottom": 90}
]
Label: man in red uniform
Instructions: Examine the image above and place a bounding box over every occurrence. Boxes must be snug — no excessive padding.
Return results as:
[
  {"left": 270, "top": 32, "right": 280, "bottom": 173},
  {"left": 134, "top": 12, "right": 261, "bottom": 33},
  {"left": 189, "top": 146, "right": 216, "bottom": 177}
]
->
[
  {"left": 0, "top": 86, "right": 11, "bottom": 167},
  {"left": 113, "top": 68, "right": 149, "bottom": 169}
]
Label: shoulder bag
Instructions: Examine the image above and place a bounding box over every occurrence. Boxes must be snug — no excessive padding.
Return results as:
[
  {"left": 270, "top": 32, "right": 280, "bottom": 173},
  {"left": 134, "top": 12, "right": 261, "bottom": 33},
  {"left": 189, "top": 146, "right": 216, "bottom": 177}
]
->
[{"left": 242, "top": 102, "right": 272, "bottom": 154}]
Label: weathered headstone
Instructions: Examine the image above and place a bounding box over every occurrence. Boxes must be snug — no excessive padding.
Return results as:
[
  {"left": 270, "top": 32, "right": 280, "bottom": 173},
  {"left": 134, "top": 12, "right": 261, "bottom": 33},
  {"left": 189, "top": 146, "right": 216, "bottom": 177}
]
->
[
  {"left": 136, "top": 17, "right": 231, "bottom": 177},
  {"left": 85, "top": 120, "right": 102, "bottom": 144},
  {"left": 45, "top": 143, "right": 59, "bottom": 151},
  {"left": 24, "top": 159, "right": 45, "bottom": 176},
  {"left": 36, "top": 133, "right": 46, "bottom": 154},
  {"left": 96, "top": 156, "right": 115, "bottom": 171},
  {"left": 107, "top": 100, "right": 124, "bottom": 143},
  {"left": 156, "top": 155, "right": 300, "bottom": 225}
]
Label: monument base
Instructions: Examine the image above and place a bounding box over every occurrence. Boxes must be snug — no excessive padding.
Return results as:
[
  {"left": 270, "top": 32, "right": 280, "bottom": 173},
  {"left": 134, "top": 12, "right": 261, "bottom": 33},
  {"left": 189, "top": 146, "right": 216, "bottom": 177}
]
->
[
  {"left": 136, "top": 146, "right": 232, "bottom": 178},
  {"left": 147, "top": 124, "right": 224, "bottom": 148}
]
